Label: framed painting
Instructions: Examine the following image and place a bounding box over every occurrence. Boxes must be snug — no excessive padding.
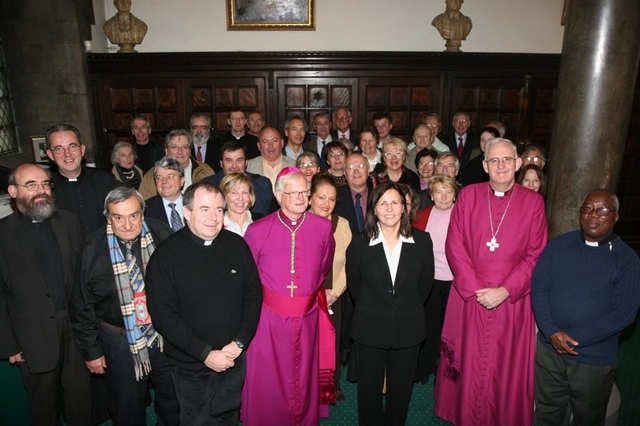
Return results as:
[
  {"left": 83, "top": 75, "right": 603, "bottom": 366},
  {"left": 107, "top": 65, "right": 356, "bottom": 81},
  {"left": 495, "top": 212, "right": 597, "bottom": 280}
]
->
[
  {"left": 226, "top": 0, "right": 315, "bottom": 31},
  {"left": 30, "top": 136, "right": 48, "bottom": 163}
]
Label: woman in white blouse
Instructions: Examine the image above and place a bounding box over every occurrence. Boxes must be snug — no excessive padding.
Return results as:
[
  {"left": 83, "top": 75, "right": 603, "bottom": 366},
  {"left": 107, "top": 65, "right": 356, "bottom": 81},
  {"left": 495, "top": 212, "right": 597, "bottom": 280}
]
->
[{"left": 219, "top": 173, "right": 256, "bottom": 237}]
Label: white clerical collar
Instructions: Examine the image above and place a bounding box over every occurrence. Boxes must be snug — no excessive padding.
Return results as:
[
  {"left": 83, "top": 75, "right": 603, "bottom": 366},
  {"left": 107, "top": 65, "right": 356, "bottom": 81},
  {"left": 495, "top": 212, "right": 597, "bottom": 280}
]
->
[{"left": 585, "top": 240, "right": 598, "bottom": 247}]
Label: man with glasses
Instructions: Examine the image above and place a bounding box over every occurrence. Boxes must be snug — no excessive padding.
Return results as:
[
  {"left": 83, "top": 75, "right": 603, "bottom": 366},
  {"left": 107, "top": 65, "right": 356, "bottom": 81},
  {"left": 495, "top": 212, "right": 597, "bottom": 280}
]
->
[
  {"left": 334, "top": 153, "right": 373, "bottom": 235},
  {"left": 189, "top": 113, "right": 219, "bottom": 171},
  {"left": 521, "top": 144, "right": 547, "bottom": 169},
  {"left": 246, "top": 109, "right": 266, "bottom": 137},
  {"left": 331, "top": 107, "right": 359, "bottom": 146},
  {"left": 434, "top": 138, "right": 548, "bottom": 426},
  {"left": 434, "top": 152, "right": 460, "bottom": 181},
  {"left": 0, "top": 163, "right": 91, "bottom": 424},
  {"left": 139, "top": 129, "right": 214, "bottom": 199},
  {"left": 444, "top": 111, "right": 479, "bottom": 182},
  {"left": 46, "top": 123, "right": 118, "bottom": 236},
  {"left": 130, "top": 116, "right": 164, "bottom": 173},
  {"left": 242, "top": 167, "right": 335, "bottom": 425},
  {"left": 531, "top": 189, "right": 640, "bottom": 426},
  {"left": 70, "top": 187, "right": 178, "bottom": 425}
]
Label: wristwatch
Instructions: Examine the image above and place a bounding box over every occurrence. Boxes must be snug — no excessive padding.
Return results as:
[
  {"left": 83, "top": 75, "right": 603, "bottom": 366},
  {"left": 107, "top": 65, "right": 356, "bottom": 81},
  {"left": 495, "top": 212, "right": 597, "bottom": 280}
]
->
[{"left": 234, "top": 340, "right": 245, "bottom": 349}]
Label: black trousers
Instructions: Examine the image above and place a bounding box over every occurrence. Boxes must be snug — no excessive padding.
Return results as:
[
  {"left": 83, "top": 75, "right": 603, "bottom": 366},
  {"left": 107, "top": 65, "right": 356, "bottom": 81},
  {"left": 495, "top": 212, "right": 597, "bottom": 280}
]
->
[
  {"left": 534, "top": 340, "right": 616, "bottom": 426},
  {"left": 354, "top": 341, "right": 419, "bottom": 426},
  {"left": 416, "top": 279, "right": 451, "bottom": 379},
  {"left": 330, "top": 291, "right": 347, "bottom": 389},
  {"left": 170, "top": 354, "right": 245, "bottom": 426},
  {"left": 99, "top": 323, "right": 180, "bottom": 425},
  {"left": 18, "top": 310, "right": 92, "bottom": 426}
]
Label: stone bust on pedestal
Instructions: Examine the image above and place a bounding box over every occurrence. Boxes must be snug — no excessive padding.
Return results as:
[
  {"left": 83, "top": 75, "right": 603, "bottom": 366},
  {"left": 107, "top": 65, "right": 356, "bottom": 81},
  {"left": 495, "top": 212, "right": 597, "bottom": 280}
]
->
[
  {"left": 103, "top": 0, "right": 147, "bottom": 53},
  {"left": 432, "top": 0, "right": 472, "bottom": 52}
]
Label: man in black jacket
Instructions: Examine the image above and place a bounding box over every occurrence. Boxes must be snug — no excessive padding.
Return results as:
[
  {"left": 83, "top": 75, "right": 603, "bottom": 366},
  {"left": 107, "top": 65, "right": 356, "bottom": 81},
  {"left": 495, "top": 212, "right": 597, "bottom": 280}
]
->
[{"left": 70, "top": 187, "right": 179, "bottom": 425}]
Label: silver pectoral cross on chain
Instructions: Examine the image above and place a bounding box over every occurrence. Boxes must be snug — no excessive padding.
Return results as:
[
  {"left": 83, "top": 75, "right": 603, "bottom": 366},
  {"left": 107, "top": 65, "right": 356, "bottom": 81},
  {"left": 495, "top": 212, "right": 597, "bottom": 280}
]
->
[{"left": 486, "top": 237, "right": 500, "bottom": 252}]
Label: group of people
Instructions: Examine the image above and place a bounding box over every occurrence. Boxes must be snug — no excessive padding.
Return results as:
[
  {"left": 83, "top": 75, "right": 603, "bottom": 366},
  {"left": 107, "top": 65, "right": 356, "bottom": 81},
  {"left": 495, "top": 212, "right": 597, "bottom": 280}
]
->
[{"left": 0, "top": 106, "right": 638, "bottom": 426}]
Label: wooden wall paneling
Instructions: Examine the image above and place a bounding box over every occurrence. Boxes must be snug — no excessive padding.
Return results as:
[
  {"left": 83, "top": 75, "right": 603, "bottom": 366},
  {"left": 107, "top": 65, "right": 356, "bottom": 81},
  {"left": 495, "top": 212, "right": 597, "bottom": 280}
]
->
[
  {"left": 185, "top": 77, "right": 267, "bottom": 137},
  {"left": 275, "top": 76, "right": 358, "bottom": 135},
  {"left": 360, "top": 77, "right": 440, "bottom": 142}
]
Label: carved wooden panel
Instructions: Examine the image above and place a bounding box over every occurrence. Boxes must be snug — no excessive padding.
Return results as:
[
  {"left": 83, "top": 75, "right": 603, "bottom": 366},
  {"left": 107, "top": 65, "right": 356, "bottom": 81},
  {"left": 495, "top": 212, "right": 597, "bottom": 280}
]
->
[
  {"left": 186, "top": 78, "right": 265, "bottom": 133},
  {"left": 277, "top": 77, "right": 358, "bottom": 131},
  {"left": 361, "top": 77, "right": 439, "bottom": 141}
]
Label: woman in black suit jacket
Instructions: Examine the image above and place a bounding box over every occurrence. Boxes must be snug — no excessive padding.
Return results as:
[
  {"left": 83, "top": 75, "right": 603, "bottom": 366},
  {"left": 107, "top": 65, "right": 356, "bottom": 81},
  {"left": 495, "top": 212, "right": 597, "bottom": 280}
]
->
[{"left": 346, "top": 182, "right": 434, "bottom": 426}]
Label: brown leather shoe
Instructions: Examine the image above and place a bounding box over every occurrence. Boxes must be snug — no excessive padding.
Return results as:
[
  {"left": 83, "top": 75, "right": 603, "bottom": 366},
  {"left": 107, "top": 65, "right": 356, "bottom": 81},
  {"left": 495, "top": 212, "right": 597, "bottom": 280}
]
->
[{"left": 335, "top": 389, "right": 345, "bottom": 402}]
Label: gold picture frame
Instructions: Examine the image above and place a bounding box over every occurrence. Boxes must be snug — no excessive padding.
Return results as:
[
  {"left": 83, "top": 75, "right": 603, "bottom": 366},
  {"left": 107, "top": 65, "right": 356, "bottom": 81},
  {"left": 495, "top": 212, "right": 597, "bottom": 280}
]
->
[
  {"left": 226, "top": 0, "right": 315, "bottom": 31},
  {"left": 30, "top": 136, "right": 49, "bottom": 163}
]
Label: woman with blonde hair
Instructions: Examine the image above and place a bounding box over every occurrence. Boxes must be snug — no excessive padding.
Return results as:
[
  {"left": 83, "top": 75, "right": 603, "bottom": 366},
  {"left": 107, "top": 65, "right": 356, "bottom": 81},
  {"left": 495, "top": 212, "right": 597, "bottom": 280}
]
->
[{"left": 219, "top": 172, "right": 257, "bottom": 236}]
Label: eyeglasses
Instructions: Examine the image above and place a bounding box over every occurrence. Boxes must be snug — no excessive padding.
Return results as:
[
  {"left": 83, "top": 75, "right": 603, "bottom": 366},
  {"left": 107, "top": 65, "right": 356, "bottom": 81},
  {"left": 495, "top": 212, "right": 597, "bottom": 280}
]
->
[
  {"left": 426, "top": 123, "right": 440, "bottom": 129},
  {"left": 282, "top": 190, "right": 310, "bottom": 198},
  {"left": 454, "top": 119, "right": 469, "bottom": 124},
  {"left": 524, "top": 156, "right": 544, "bottom": 163},
  {"left": 346, "top": 164, "right": 368, "bottom": 171},
  {"left": 384, "top": 151, "right": 404, "bottom": 158},
  {"left": 167, "top": 145, "right": 189, "bottom": 151},
  {"left": 110, "top": 211, "right": 143, "bottom": 224},
  {"left": 579, "top": 206, "right": 618, "bottom": 216},
  {"left": 335, "top": 115, "right": 350, "bottom": 120},
  {"left": 419, "top": 161, "right": 435, "bottom": 167},
  {"left": 376, "top": 200, "right": 403, "bottom": 209},
  {"left": 485, "top": 157, "right": 516, "bottom": 165},
  {"left": 49, "top": 143, "right": 81, "bottom": 154},
  {"left": 298, "top": 162, "right": 318, "bottom": 169},
  {"left": 328, "top": 152, "right": 345, "bottom": 158},
  {"left": 14, "top": 181, "right": 54, "bottom": 191},
  {"left": 436, "top": 163, "right": 457, "bottom": 169}
]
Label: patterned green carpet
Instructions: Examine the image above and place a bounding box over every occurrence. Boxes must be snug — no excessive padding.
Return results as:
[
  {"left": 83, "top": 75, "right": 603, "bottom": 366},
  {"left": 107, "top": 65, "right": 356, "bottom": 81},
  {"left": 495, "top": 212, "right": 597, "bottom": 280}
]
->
[{"left": 1, "top": 316, "right": 639, "bottom": 425}]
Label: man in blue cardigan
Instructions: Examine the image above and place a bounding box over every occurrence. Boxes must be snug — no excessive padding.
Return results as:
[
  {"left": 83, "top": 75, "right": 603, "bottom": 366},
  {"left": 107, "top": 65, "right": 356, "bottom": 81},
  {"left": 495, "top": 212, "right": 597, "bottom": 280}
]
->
[{"left": 531, "top": 188, "right": 640, "bottom": 425}]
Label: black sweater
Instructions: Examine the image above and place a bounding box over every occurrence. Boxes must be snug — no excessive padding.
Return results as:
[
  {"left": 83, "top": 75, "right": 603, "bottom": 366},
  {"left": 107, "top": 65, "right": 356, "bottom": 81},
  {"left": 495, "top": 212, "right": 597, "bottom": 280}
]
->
[{"left": 146, "top": 227, "right": 263, "bottom": 370}]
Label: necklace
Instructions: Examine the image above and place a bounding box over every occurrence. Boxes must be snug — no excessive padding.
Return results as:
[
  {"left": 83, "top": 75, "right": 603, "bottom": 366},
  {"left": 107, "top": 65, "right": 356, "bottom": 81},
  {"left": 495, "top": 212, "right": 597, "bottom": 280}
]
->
[
  {"left": 486, "top": 185, "right": 515, "bottom": 252},
  {"left": 277, "top": 211, "right": 307, "bottom": 297}
]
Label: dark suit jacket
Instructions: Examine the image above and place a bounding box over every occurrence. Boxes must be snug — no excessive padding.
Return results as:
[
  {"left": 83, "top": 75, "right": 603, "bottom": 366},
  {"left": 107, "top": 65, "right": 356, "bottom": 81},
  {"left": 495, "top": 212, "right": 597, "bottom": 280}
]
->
[
  {"left": 0, "top": 210, "right": 82, "bottom": 373},
  {"left": 331, "top": 128, "right": 360, "bottom": 147},
  {"left": 144, "top": 195, "right": 171, "bottom": 227},
  {"left": 202, "top": 170, "right": 276, "bottom": 216},
  {"left": 69, "top": 219, "right": 173, "bottom": 361},
  {"left": 333, "top": 183, "right": 372, "bottom": 235},
  {"left": 302, "top": 139, "right": 329, "bottom": 170},
  {"left": 443, "top": 132, "right": 479, "bottom": 182},
  {"left": 346, "top": 231, "right": 434, "bottom": 349}
]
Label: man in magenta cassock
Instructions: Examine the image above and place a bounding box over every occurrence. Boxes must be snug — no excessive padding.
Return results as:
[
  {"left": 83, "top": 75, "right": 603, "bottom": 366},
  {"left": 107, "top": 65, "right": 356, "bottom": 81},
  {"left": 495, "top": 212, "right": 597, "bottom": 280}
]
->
[
  {"left": 242, "top": 167, "right": 335, "bottom": 425},
  {"left": 434, "top": 138, "right": 548, "bottom": 426}
]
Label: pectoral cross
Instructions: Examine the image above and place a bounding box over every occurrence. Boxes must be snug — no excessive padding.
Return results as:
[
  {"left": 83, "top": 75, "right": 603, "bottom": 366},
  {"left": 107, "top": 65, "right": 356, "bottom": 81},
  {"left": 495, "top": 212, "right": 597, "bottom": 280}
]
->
[
  {"left": 486, "top": 237, "right": 499, "bottom": 252},
  {"left": 287, "top": 281, "right": 298, "bottom": 297}
]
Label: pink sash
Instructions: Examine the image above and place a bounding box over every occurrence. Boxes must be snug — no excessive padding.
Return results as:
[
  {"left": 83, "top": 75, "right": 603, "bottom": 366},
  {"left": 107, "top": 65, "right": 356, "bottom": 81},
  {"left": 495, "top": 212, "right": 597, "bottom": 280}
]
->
[{"left": 261, "top": 287, "right": 336, "bottom": 406}]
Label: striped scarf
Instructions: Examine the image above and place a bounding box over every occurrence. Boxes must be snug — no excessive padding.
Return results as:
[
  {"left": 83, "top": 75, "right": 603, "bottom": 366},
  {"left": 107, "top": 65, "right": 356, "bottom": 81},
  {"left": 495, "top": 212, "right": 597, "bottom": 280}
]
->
[{"left": 107, "top": 221, "right": 160, "bottom": 380}]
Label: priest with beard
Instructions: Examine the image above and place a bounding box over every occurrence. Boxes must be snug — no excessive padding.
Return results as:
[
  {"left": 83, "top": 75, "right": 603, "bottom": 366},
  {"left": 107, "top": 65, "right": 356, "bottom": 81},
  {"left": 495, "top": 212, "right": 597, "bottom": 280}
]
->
[{"left": 0, "top": 163, "right": 91, "bottom": 425}]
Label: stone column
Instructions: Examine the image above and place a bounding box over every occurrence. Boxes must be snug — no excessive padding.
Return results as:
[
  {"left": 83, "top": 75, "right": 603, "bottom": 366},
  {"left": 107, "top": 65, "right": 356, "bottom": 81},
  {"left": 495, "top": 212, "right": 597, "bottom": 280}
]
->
[{"left": 546, "top": 0, "right": 640, "bottom": 238}]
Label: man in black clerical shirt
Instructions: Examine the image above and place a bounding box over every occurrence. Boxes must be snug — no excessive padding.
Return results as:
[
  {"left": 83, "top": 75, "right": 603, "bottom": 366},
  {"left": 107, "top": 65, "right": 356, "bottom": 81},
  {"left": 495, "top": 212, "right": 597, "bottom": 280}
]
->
[
  {"left": 0, "top": 163, "right": 91, "bottom": 425},
  {"left": 45, "top": 123, "right": 118, "bottom": 237},
  {"left": 131, "top": 115, "right": 164, "bottom": 172},
  {"left": 70, "top": 186, "right": 179, "bottom": 425}
]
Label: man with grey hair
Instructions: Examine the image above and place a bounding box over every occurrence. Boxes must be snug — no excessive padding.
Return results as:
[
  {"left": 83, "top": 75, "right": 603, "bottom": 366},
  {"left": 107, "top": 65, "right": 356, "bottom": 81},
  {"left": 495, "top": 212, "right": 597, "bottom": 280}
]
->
[
  {"left": 521, "top": 144, "right": 547, "bottom": 169},
  {"left": 443, "top": 111, "right": 479, "bottom": 182},
  {"left": 283, "top": 116, "right": 308, "bottom": 160},
  {"left": 434, "top": 151, "right": 460, "bottom": 181},
  {"left": 405, "top": 124, "right": 450, "bottom": 172},
  {"left": 70, "top": 186, "right": 177, "bottom": 425},
  {"left": 331, "top": 107, "right": 360, "bottom": 146},
  {"left": 130, "top": 115, "right": 164, "bottom": 173},
  {"left": 434, "top": 138, "right": 547, "bottom": 425},
  {"left": 189, "top": 113, "right": 219, "bottom": 170},
  {"left": 138, "top": 129, "right": 214, "bottom": 199},
  {"left": 147, "top": 181, "right": 262, "bottom": 424},
  {"left": 0, "top": 163, "right": 91, "bottom": 424},
  {"left": 145, "top": 158, "right": 186, "bottom": 231}
]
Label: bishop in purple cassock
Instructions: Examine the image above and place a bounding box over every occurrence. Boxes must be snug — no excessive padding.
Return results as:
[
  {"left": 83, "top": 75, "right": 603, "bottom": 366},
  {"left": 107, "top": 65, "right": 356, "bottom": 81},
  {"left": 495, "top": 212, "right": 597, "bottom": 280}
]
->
[
  {"left": 434, "top": 139, "right": 548, "bottom": 426},
  {"left": 241, "top": 168, "right": 335, "bottom": 426}
]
